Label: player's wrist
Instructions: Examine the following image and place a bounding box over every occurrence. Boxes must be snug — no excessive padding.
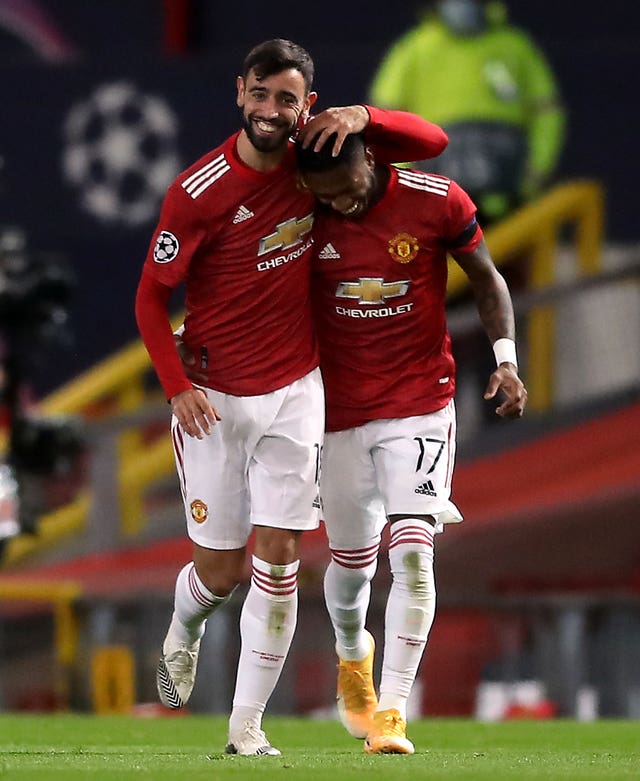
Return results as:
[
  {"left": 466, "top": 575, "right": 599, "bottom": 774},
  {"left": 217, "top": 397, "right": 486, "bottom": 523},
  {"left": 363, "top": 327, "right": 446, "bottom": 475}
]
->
[
  {"left": 361, "top": 104, "right": 378, "bottom": 128},
  {"left": 493, "top": 338, "right": 518, "bottom": 369}
]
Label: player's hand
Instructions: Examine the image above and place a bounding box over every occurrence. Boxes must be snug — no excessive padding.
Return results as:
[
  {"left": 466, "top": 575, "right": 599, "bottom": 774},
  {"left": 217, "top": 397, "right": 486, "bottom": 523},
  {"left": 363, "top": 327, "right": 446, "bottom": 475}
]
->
[
  {"left": 483, "top": 364, "right": 528, "bottom": 419},
  {"left": 298, "top": 105, "right": 369, "bottom": 156},
  {"left": 171, "top": 388, "right": 221, "bottom": 439},
  {"left": 175, "top": 333, "right": 208, "bottom": 383}
]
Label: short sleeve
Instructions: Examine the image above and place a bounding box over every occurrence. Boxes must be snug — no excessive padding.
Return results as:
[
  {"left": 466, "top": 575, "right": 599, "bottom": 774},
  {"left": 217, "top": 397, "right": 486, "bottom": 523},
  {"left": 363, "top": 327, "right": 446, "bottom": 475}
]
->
[
  {"left": 142, "top": 182, "right": 208, "bottom": 288},
  {"left": 441, "top": 180, "right": 483, "bottom": 252}
]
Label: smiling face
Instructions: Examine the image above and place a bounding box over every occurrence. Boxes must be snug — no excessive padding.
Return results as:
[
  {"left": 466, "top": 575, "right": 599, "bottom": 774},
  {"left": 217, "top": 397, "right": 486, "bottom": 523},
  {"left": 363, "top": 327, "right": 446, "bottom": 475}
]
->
[
  {"left": 236, "top": 68, "right": 316, "bottom": 156},
  {"left": 300, "top": 151, "right": 378, "bottom": 219}
]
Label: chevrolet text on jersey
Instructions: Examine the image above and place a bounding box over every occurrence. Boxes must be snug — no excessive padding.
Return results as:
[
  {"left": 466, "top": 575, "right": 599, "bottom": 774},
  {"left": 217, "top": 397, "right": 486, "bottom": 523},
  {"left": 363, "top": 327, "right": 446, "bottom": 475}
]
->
[
  {"left": 257, "top": 238, "right": 314, "bottom": 271},
  {"left": 336, "top": 303, "right": 415, "bottom": 318}
]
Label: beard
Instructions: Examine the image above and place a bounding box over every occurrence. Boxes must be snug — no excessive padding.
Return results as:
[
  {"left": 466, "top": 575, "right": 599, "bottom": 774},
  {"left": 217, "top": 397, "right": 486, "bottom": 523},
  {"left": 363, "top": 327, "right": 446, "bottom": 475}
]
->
[{"left": 242, "top": 113, "right": 296, "bottom": 154}]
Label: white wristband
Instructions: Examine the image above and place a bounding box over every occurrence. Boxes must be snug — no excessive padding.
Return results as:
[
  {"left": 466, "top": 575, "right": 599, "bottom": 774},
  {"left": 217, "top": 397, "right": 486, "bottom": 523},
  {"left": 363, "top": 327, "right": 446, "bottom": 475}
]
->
[{"left": 493, "top": 338, "right": 518, "bottom": 368}]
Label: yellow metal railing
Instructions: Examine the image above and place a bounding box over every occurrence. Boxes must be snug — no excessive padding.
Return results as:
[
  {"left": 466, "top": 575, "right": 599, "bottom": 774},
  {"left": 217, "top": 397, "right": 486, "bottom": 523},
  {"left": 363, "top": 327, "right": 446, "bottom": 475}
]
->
[
  {"left": 0, "top": 578, "right": 82, "bottom": 706},
  {"left": 448, "top": 179, "right": 604, "bottom": 409},
  {"left": 3, "top": 493, "right": 91, "bottom": 564},
  {"left": 0, "top": 579, "right": 82, "bottom": 665},
  {"left": 1, "top": 180, "right": 604, "bottom": 565},
  {"left": 0, "top": 579, "right": 138, "bottom": 712},
  {"left": 39, "top": 339, "right": 149, "bottom": 417}
]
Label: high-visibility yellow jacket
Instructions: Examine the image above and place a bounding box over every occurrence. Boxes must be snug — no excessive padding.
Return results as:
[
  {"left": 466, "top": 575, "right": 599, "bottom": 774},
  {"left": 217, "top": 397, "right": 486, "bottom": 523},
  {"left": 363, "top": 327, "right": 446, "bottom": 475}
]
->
[{"left": 369, "top": 5, "right": 566, "bottom": 217}]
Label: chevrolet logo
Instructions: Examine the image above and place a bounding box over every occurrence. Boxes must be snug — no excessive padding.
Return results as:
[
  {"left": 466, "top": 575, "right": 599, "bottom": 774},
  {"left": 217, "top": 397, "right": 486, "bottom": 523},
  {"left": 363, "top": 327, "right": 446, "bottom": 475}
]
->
[
  {"left": 258, "top": 213, "right": 314, "bottom": 256},
  {"left": 336, "top": 277, "right": 410, "bottom": 304}
]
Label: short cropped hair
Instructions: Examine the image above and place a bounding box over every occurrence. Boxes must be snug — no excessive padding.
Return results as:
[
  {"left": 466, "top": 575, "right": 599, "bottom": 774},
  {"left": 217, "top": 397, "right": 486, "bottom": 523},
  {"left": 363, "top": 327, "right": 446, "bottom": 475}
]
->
[
  {"left": 295, "top": 132, "right": 366, "bottom": 173},
  {"left": 242, "top": 39, "right": 314, "bottom": 93}
]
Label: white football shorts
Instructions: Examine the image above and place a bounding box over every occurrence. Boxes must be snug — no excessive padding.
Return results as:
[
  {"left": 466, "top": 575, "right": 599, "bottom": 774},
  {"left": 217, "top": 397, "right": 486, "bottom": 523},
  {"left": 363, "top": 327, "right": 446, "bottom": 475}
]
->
[
  {"left": 172, "top": 368, "right": 324, "bottom": 549},
  {"left": 320, "top": 399, "right": 463, "bottom": 550}
]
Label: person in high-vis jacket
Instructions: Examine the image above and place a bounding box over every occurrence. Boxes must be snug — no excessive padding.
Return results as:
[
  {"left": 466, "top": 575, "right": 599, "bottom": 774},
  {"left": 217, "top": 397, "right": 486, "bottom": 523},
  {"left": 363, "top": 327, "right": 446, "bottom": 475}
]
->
[{"left": 370, "top": 0, "right": 566, "bottom": 224}]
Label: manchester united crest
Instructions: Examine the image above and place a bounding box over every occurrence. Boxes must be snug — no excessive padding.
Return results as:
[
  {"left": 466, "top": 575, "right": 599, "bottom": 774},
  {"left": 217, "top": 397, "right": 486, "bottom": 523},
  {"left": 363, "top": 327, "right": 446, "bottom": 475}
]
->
[
  {"left": 190, "top": 499, "right": 208, "bottom": 523},
  {"left": 388, "top": 232, "right": 419, "bottom": 264}
]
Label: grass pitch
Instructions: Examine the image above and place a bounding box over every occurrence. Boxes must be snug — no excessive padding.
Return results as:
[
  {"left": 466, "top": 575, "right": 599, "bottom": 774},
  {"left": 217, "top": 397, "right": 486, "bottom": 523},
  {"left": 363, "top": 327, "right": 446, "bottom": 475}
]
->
[{"left": 0, "top": 714, "right": 638, "bottom": 780}]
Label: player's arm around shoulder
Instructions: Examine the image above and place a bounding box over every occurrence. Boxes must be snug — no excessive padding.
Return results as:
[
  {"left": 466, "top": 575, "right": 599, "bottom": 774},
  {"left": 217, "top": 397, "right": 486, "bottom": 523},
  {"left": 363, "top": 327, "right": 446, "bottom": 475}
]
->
[
  {"left": 452, "top": 239, "right": 528, "bottom": 419},
  {"left": 296, "top": 104, "right": 448, "bottom": 161},
  {"left": 297, "top": 104, "right": 371, "bottom": 155}
]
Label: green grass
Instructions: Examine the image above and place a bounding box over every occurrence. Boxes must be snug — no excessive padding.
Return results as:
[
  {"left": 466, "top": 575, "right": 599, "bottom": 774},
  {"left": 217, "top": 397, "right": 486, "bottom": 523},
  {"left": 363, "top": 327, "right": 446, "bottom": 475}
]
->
[{"left": 0, "top": 714, "right": 638, "bottom": 780}]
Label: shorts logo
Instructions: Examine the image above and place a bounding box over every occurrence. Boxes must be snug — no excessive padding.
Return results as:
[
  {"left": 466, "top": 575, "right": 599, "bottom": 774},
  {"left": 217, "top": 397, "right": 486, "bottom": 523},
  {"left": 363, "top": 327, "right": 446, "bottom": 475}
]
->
[
  {"left": 153, "top": 230, "right": 180, "bottom": 263},
  {"left": 388, "top": 232, "right": 419, "bottom": 264},
  {"left": 190, "top": 499, "right": 208, "bottom": 523},
  {"left": 415, "top": 480, "right": 437, "bottom": 497}
]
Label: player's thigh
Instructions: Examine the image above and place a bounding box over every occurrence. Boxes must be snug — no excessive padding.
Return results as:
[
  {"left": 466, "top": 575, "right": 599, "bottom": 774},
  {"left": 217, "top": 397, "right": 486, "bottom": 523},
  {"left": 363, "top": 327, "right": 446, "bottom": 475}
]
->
[
  {"left": 320, "top": 427, "right": 386, "bottom": 550},
  {"left": 172, "top": 415, "right": 251, "bottom": 549},
  {"left": 373, "top": 402, "right": 457, "bottom": 517},
  {"left": 250, "top": 368, "right": 325, "bottom": 530}
]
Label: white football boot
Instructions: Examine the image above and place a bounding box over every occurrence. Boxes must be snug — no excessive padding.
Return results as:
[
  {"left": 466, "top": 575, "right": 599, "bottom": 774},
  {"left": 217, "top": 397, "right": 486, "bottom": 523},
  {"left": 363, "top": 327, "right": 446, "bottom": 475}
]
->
[
  {"left": 225, "top": 721, "right": 281, "bottom": 756},
  {"left": 156, "top": 624, "right": 201, "bottom": 709}
]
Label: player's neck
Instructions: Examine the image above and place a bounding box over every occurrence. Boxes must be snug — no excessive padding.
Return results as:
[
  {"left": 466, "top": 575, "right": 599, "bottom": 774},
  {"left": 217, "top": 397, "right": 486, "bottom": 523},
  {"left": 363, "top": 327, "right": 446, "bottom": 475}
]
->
[
  {"left": 236, "top": 131, "right": 287, "bottom": 173},
  {"left": 370, "top": 165, "right": 391, "bottom": 210}
]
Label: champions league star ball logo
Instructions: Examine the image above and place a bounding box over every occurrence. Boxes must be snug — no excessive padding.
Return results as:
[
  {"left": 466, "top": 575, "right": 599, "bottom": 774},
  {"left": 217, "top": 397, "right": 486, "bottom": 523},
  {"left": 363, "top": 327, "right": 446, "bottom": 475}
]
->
[
  {"left": 153, "top": 230, "right": 180, "bottom": 263},
  {"left": 61, "top": 81, "right": 180, "bottom": 226}
]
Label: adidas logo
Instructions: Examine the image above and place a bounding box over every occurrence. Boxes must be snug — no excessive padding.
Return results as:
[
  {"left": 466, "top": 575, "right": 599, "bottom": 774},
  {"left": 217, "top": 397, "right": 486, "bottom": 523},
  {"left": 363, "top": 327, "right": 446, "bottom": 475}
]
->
[
  {"left": 318, "top": 242, "right": 341, "bottom": 259},
  {"left": 233, "top": 205, "right": 254, "bottom": 224},
  {"left": 415, "top": 480, "right": 437, "bottom": 497}
]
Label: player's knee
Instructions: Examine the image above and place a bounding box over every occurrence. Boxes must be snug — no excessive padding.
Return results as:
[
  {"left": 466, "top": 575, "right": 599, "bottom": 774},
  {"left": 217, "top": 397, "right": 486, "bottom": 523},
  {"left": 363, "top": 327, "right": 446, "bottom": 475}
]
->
[
  {"left": 327, "top": 541, "right": 380, "bottom": 585},
  {"left": 253, "top": 527, "right": 301, "bottom": 565},
  {"left": 193, "top": 546, "right": 245, "bottom": 596},
  {"left": 327, "top": 554, "right": 376, "bottom": 589},
  {"left": 197, "top": 567, "right": 241, "bottom": 597}
]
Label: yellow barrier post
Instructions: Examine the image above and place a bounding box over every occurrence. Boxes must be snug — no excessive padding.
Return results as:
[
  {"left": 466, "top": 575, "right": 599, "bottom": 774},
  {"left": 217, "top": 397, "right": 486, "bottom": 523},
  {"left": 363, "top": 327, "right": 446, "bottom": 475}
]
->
[
  {"left": 91, "top": 644, "right": 136, "bottom": 714},
  {"left": 576, "top": 183, "right": 604, "bottom": 276},
  {"left": 527, "top": 225, "right": 558, "bottom": 411}
]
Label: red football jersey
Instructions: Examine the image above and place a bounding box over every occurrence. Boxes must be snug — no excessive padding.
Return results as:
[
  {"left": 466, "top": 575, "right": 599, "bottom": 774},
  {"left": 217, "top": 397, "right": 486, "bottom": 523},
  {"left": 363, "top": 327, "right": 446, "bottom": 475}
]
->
[
  {"left": 136, "top": 108, "right": 449, "bottom": 399},
  {"left": 311, "top": 167, "right": 482, "bottom": 431},
  {"left": 139, "top": 133, "right": 317, "bottom": 397}
]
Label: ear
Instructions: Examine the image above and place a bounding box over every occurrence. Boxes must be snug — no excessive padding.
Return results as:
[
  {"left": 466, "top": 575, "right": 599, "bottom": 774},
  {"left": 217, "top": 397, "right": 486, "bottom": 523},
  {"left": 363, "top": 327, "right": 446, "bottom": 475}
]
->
[
  {"left": 364, "top": 145, "right": 375, "bottom": 170},
  {"left": 296, "top": 172, "right": 309, "bottom": 192},
  {"left": 296, "top": 91, "right": 318, "bottom": 132},
  {"left": 236, "top": 76, "right": 246, "bottom": 108},
  {"left": 302, "top": 91, "right": 318, "bottom": 120}
]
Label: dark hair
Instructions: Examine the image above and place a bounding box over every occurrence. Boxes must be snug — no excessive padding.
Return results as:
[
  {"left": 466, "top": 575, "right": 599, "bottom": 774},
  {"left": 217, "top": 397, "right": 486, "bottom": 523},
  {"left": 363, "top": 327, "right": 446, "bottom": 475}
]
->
[
  {"left": 295, "top": 132, "right": 366, "bottom": 173},
  {"left": 242, "top": 39, "right": 314, "bottom": 93}
]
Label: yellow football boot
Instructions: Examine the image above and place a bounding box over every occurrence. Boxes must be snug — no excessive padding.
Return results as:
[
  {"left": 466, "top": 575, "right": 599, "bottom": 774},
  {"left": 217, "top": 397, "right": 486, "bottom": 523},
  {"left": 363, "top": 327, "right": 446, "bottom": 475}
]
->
[
  {"left": 364, "top": 708, "right": 415, "bottom": 754},
  {"left": 336, "top": 630, "right": 378, "bottom": 739}
]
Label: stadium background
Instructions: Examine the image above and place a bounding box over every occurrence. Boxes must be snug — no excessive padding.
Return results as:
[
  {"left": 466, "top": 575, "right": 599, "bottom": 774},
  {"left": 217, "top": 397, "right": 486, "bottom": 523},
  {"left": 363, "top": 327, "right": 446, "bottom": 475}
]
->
[
  {"left": 0, "top": 0, "right": 638, "bottom": 720},
  {"left": 0, "top": 0, "right": 636, "bottom": 391}
]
